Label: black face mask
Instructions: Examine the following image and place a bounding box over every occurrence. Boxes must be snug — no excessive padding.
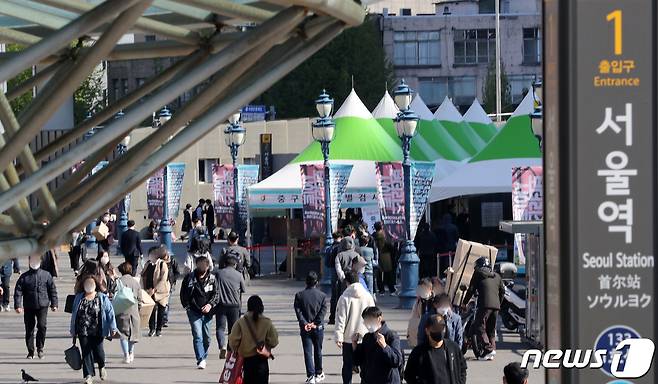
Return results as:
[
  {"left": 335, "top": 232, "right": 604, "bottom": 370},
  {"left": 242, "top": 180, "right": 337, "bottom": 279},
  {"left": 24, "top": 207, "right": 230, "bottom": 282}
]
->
[{"left": 429, "top": 330, "right": 445, "bottom": 342}]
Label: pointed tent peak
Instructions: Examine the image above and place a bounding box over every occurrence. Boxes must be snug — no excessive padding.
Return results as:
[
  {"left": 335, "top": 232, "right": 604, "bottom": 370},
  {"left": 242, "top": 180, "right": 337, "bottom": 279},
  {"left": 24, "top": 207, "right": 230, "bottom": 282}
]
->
[
  {"left": 333, "top": 88, "right": 374, "bottom": 119},
  {"left": 511, "top": 89, "right": 536, "bottom": 117},
  {"left": 463, "top": 99, "right": 493, "bottom": 125},
  {"left": 410, "top": 93, "right": 434, "bottom": 120},
  {"left": 434, "top": 96, "right": 463, "bottom": 121},
  {"left": 372, "top": 91, "right": 399, "bottom": 119}
]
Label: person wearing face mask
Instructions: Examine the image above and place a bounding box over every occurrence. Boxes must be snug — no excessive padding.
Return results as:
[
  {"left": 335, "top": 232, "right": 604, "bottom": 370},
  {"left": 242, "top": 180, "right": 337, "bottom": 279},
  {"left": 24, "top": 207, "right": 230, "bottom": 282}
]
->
[
  {"left": 13, "top": 255, "right": 58, "bottom": 359},
  {"left": 70, "top": 275, "right": 119, "bottom": 384},
  {"left": 404, "top": 314, "right": 467, "bottom": 384},
  {"left": 97, "top": 251, "right": 117, "bottom": 298},
  {"left": 407, "top": 278, "right": 434, "bottom": 348},
  {"left": 96, "top": 212, "right": 116, "bottom": 253},
  {"left": 180, "top": 256, "right": 220, "bottom": 369},
  {"left": 417, "top": 294, "right": 463, "bottom": 348},
  {"left": 352, "top": 306, "right": 403, "bottom": 384}
]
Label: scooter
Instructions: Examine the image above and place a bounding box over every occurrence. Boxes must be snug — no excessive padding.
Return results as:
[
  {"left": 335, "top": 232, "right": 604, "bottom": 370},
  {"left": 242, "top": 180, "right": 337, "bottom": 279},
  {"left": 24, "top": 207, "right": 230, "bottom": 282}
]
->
[{"left": 496, "top": 262, "right": 527, "bottom": 332}]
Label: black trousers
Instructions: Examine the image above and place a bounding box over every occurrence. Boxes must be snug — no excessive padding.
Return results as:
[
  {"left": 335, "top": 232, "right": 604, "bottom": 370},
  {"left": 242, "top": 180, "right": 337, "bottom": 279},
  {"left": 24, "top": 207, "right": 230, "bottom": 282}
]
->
[
  {"left": 0, "top": 274, "right": 9, "bottom": 306},
  {"left": 215, "top": 304, "right": 240, "bottom": 350},
  {"left": 149, "top": 298, "right": 166, "bottom": 332},
  {"left": 329, "top": 276, "right": 346, "bottom": 323},
  {"left": 375, "top": 267, "right": 396, "bottom": 294},
  {"left": 24, "top": 307, "right": 48, "bottom": 354},
  {"left": 341, "top": 342, "right": 354, "bottom": 384},
  {"left": 419, "top": 253, "right": 437, "bottom": 278},
  {"left": 243, "top": 355, "right": 269, "bottom": 384},
  {"left": 471, "top": 308, "right": 498, "bottom": 357},
  {"left": 79, "top": 335, "right": 105, "bottom": 378}
]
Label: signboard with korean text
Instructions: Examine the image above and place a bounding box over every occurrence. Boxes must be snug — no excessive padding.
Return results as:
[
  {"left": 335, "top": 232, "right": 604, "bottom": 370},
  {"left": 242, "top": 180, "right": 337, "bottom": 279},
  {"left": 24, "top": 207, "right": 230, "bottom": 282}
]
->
[
  {"left": 212, "top": 164, "right": 234, "bottom": 229},
  {"left": 260, "top": 134, "right": 273, "bottom": 180},
  {"left": 375, "top": 162, "right": 405, "bottom": 241},
  {"left": 146, "top": 168, "right": 164, "bottom": 220},
  {"left": 570, "top": 2, "right": 655, "bottom": 382},
  {"left": 409, "top": 162, "right": 434, "bottom": 239},
  {"left": 237, "top": 165, "right": 259, "bottom": 233},
  {"left": 300, "top": 164, "right": 324, "bottom": 238},
  {"left": 241, "top": 105, "right": 267, "bottom": 122},
  {"left": 512, "top": 167, "right": 543, "bottom": 265},
  {"left": 329, "top": 164, "right": 353, "bottom": 233}
]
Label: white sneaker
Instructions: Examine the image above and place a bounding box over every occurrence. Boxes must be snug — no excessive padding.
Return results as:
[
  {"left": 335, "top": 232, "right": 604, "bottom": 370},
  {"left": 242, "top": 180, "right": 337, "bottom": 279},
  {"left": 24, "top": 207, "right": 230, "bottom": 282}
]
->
[
  {"left": 129, "top": 352, "right": 134, "bottom": 363},
  {"left": 197, "top": 360, "right": 206, "bottom": 369},
  {"left": 123, "top": 355, "right": 130, "bottom": 364},
  {"left": 305, "top": 376, "right": 316, "bottom": 384},
  {"left": 99, "top": 367, "right": 107, "bottom": 380},
  {"left": 315, "top": 372, "right": 325, "bottom": 382},
  {"left": 482, "top": 352, "right": 495, "bottom": 361},
  {"left": 83, "top": 376, "right": 93, "bottom": 384}
]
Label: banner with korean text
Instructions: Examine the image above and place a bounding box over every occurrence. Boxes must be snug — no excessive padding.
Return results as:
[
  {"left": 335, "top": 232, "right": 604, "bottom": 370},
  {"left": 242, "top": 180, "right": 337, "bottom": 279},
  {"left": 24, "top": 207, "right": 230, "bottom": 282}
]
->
[
  {"left": 410, "top": 162, "right": 435, "bottom": 239},
  {"left": 375, "top": 162, "right": 405, "bottom": 241},
  {"left": 512, "top": 167, "right": 543, "bottom": 265},
  {"left": 329, "top": 164, "right": 353, "bottom": 232},
  {"left": 146, "top": 168, "right": 164, "bottom": 220},
  {"left": 212, "top": 164, "right": 234, "bottom": 229},
  {"left": 300, "top": 165, "right": 324, "bottom": 238},
  {"left": 237, "top": 165, "right": 259, "bottom": 233},
  {"left": 166, "top": 163, "right": 185, "bottom": 219}
]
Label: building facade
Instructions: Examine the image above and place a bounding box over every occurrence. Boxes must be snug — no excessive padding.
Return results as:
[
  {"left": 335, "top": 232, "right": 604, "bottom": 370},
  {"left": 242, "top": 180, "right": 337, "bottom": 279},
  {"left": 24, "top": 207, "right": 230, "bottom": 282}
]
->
[{"left": 378, "top": 0, "right": 542, "bottom": 112}]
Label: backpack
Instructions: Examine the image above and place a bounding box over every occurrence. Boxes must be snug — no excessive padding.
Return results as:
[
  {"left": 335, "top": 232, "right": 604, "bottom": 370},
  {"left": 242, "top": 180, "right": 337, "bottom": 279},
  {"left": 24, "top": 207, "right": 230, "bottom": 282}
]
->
[
  {"left": 112, "top": 279, "right": 136, "bottom": 314},
  {"left": 190, "top": 233, "right": 211, "bottom": 255}
]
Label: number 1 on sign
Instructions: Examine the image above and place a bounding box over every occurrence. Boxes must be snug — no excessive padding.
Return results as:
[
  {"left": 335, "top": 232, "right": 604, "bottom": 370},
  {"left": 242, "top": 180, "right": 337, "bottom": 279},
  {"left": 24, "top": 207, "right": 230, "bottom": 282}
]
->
[{"left": 607, "top": 10, "right": 622, "bottom": 55}]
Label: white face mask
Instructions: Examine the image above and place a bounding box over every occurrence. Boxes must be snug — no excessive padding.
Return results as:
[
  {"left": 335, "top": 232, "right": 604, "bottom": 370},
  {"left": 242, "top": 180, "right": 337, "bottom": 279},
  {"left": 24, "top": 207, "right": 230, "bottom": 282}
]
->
[
  {"left": 437, "top": 306, "right": 451, "bottom": 316},
  {"left": 365, "top": 322, "right": 379, "bottom": 333},
  {"left": 84, "top": 282, "right": 96, "bottom": 293},
  {"left": 417, "top": 288, "right": 431, "bottom": 300},
  {"left": 29, "top": 262, "right": 40, "bottom": 270},
  {"left": 100, "top": 255, "right": 110, "bottom": 265}
]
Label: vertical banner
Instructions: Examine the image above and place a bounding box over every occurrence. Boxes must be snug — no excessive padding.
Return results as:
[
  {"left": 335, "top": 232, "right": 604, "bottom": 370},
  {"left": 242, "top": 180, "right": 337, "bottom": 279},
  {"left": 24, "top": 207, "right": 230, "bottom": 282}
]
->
[
  {"left": 329, "top": 164, "right": 353, "bottom": 232},
  {"left": 237, "top": 165, "right": 259, "bottom": 233},
  {"left": 300, "top": 165, "right": 325, "bottom": 238},
  {"left": 375, "top": 162, "right": 405, "bottom": 241},
  {"left": 511, "top": 167, "right": 543, "bottom": 265},
  {"left": 361, "top": 204, "right": 381, "bottom": 233},
  {"left": 409, "top": 162, "right": 435, "bottom": 239},
  {"left": 212, "top": 164, "right": 234, "bottom": 229},
  {"left": 166, "top": 163, "right": 185, "bottom": 219},
  {"left": 260, "top": 134, "right": 273, "bottom": 180},
  {"left": 146, "top": 168, "right": 164, "bottom": 220}
]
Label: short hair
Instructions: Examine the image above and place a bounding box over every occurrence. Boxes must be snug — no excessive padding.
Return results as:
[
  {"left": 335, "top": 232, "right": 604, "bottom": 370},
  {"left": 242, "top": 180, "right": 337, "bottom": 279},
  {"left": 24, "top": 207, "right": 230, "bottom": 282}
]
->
[
  {"left": 342, "top": 225, "right": 354, "bottom": 237},
  {"left": 418, "top": 277, "right": 433, "bottom": 287},
  {"left": 117, "top": 262, "right": 133, "bottom": 276},
  {"left": 433, "top": 293, "right": 450, "bottom": 306},
  {"left": 306, "top": 271, "right": 318, "bottom": 286},
  {"left": 127, "top": 220, "right": 135, "bottom": 227},
  {"left": 195, "top": 255, "right": 210, "bottom": 265},
  {"left": 374, "top": 222, "right": 383, "bottom": 231},
  {"left": 361, "top": 306, "right": 382, "bottom": 319},
  {"left": 424, "top": 314, "right": 447, "bottom": 330},
  {"left": 332, "top": 231, "right": 342, "bottom": 240},
  {"left": 504, "top": 362, "right": 529, "bottom": 384},
  {"left": 345, "top": 270, "right": 359, "bottom": 285},
  {"left": 228, "top": 231, "right": 239, "bottom": 242},
  {"left": 186, "top": 203, "right": 192, "bottom": 209},
  {"left": 225, "top": 257, "right": 238, "bottom": 267},
  {"left": 199, "top": 199, "right": 205, "bottom": 204},
  {"left": 205, "top": 199, "right": 212, "bottom": 205}
]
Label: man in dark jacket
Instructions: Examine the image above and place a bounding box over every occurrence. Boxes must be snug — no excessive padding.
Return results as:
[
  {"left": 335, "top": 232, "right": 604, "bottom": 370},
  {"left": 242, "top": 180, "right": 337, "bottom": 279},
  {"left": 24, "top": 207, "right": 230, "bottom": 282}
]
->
[
  {"left": 213, "top": 257, "right": 245, "bottom": 359},
  {"left": 180, "top": 256, "right": 219, "bottom": 369},
  {"left": 120, "top": 220, "right": 142, "bottom": 275},
  {"left": 294, "top": 271, "right": 328, "bottom": 384},
  {"left": 218, "top": 231, "right": 250, "bottom": 276},
  {"left": 462, "top": 256, "right": 505, "bottom": 360},
  {"left": 405, "top": 314, "right": 467, "bottom": 384},
  {"left": 353, "top": 306, "right": 403, "bottom": 384},
  {"left": 181, "top": 203, "right": 193, "bottom": 239},
  {"left": 414, "top": 222, "right": 439, "bottom": 278},
  {"left": 204, "top": 199, "right": 216, "bottom": 243},
  {"left": 14, "top": 256, "right": 58, "bottom": 359},
  {"left": 193, "top": 199, "right": 205, "bottom": 225}
]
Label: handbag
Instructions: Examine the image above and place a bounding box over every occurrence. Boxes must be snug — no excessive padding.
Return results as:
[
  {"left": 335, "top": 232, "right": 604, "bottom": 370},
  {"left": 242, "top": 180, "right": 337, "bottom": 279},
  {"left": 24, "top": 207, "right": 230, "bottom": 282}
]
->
[
  {"left": 65, "top": 338, "right": 82, "bottom": 370},
  {"left": 92, "top": 222, "right": 109, "bottom": 241},
  {"left": 244, "top": 317, "right": 273, "bottom": 360},
  {"left": 64, "top": 294, "right": 76, "bottom": 314},
  {"left": 218, "top": 350, "right": 244, "bottom": 384},
  {"left": 112, "top": 279, "right": 136, "bottom": 315}
]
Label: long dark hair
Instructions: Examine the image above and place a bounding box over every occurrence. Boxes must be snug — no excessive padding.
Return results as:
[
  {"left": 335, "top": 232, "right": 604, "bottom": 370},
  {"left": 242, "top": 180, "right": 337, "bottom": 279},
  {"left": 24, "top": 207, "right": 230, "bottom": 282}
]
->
[{"left": 247, "top": 295, "right": 264, "bottom": 321}]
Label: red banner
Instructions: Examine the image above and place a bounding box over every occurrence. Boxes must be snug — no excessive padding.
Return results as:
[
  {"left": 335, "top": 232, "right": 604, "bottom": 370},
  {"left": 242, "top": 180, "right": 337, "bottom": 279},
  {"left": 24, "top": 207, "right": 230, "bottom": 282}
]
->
[
  {"left": 213, "top": 164, "right": 234, "bottom": 229},
  {"left": 376, "top": 162, "right": 406, "bottom": 241}
]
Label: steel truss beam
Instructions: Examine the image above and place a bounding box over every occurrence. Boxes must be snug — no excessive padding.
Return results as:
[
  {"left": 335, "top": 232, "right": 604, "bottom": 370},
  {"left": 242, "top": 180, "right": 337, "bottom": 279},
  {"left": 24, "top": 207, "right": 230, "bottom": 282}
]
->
[
  {"left": 265, "top": 0, "right": 364, "bottom": 26},
  {"left": 37, "top": 0, "right": 203, "bottom": 45},
  {"left": 152, "top": 0, "right": 216, "bottom": 23},
  {"left": 0, "top": 27, "right": 41, "bottom": 45},
  {"left": 0, "top": 1, "right": 72, "bottom": 30},
  {"left": 42, "top": 21, "right": 345, "bottom": 248},
  {"left": 185, "top": 0, "right": 274, "bottom": 22}
]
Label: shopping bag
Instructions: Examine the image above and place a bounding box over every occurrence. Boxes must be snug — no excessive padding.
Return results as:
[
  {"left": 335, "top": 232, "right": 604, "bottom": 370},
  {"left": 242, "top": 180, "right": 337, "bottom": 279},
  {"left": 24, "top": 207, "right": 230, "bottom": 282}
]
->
[
  {"left": 92, "top": 222, "right": 109, "bottom": 241},
  {"left": 218, "top": 350, "right": 243, "bottom": 384},
  {"left": 139, "top": 289, "right": 155, "bottom": 328},
  {"left": 112, "top": 279, "right": 136, "bottom": 315},
  {"left": 64, "top": 340, "right": 82, "bottom": 370}
]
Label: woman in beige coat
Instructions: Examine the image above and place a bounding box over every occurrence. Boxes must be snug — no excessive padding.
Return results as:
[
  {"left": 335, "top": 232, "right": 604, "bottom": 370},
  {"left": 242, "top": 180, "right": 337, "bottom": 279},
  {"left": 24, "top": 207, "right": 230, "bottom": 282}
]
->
[
  {"left": 141, "top": 246, "right": 170, "bottom": 337},
  {"left": 116, "top": 262, "right": 143, "bottom": 363}
]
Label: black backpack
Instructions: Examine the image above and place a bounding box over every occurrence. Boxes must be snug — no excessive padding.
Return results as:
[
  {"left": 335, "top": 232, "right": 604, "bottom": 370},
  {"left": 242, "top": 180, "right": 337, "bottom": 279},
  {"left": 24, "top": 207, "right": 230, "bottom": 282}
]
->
[{"left": 190, "top": 233, "right": 211, "bottom": 255}]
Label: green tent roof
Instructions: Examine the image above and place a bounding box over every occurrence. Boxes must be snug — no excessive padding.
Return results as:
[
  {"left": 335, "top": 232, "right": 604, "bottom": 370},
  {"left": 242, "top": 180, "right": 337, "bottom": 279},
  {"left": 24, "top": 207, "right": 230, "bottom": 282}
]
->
[
  {"left": 469, "top": 122, "right": 498, "bottom": 142},
  {"left": 441, "top": 120, "right": 487, "bottom": 156},
  {"left": 417, "top": 120, "right": 470, "bottom": 161},
  {"left": 469, "top": 115, "right": 542, "bottom": 162},
  {"left": 292, "top": 116, "right": 403, "bottom": 163}
]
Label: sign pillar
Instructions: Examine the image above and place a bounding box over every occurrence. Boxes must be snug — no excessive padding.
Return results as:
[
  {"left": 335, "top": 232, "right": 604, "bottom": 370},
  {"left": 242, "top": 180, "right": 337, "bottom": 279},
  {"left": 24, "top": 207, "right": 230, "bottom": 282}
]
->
[{"left": 545, "top": 0, "right": 656, "bottom": 383}]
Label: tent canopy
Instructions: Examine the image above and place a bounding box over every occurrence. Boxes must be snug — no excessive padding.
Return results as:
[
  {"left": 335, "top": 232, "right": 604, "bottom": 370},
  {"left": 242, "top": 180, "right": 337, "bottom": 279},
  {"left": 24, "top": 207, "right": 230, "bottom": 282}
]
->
[{"left": 463, "top": 99, "right": 498, "bottom": 142}]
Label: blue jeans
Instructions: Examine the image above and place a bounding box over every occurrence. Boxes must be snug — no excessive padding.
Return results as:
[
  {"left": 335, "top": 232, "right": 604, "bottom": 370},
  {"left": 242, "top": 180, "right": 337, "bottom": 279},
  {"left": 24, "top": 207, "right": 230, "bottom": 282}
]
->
[
  {"left": 364, "top": 272, "right": 374, "bottom": 295},
  {"left": 215, "top": 305, "right": 240, "bottom": 350},
  {"left": 300, "top": 327, "right": 324, "bottom": 377},
  {"left": 119, "top": 338, "right": 136, "bottom": 355},
  {"left": 186, "top": 309, "right": 213, "bottom": 363}
]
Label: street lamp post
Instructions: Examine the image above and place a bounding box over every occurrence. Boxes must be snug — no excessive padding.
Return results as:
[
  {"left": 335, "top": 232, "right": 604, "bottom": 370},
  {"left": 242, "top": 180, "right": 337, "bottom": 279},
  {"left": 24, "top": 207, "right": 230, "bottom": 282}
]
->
[
  {"left": 224, "top": 110, "right": 246, "bottom": 238},
  {"left": 394, "top": 79, "right": 420, "bottom": 309},
  {"left": 530, "top": 78, "right": 543, "bottom": 150},
  {"left": 155, "top": 106, "right": 173, "bottom": 252},
  {"left": 116, "top": 134, "right": 131, "bottom": 248},
  {"left": 312, "top": 90, "right": 336, "bottom": 294},
  {"left": 84, "top": 110, "right": 98, "bottom": 248}
]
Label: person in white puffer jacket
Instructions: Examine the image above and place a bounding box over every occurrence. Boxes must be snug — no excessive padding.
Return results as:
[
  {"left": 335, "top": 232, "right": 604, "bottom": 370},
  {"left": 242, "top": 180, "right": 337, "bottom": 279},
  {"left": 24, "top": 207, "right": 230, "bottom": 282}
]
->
[{"left": 335, "top": 270, "right": 375, "bottom": 384}]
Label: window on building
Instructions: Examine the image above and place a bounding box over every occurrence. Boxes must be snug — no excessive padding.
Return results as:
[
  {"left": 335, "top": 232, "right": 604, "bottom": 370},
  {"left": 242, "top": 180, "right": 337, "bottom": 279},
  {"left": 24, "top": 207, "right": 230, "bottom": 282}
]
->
[
  {"left": 136, "top": 78, "right": 146, "bottom": 87},
  {"left": 111, "top": 78, "right": 120, "bottom": 102},
  {"left": 198, "top": 159, "right": 218, "bottom": 183},
  {"left": 479, "top": 0, "right": 494, "bottom": 14},
  {"left": 418, "top": 76, "right": 477, "bottom": 107},
  {"left": 454, "top": 29, "right": 496, "bottom": 65},
  {"left": 509, "top": 75, "right": 536, "bottom": 104},
  {"left": 145, "top": 34, "right": 156, "bottom": 42},
  {"left": 393, "top": 31, "right": 440, "bottom": 66},
  {"left": 400, "top": 8, "right": 411, "bottom": 16},
  {"left": 121, "top": 79, "right": 128, "bottom": 96},
  {"left": 523, "top": 28, "right": 541, "bottom": 64}
]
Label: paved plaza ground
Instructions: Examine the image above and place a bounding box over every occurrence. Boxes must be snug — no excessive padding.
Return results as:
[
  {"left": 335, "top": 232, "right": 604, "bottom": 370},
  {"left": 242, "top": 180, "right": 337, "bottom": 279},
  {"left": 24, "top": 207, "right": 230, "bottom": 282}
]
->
[{"left": 0, "top": 251, "right": 544, "bottom": 384}]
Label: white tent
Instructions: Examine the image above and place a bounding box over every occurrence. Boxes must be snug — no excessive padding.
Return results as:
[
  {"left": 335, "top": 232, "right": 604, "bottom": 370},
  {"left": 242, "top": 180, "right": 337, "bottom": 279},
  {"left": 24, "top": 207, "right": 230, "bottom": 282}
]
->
[
  {"left": 433, "top": 96, "right": 463, "bottom": 121},
  {"left": 372, "top": 90, "right": 398, "bottom": 119},
  {"left": 511, "top": 89, "right": 537, "bottom": 117},
  {"left": 462, "top": 98, "right": 493, "bottom": 125}
]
